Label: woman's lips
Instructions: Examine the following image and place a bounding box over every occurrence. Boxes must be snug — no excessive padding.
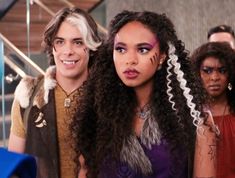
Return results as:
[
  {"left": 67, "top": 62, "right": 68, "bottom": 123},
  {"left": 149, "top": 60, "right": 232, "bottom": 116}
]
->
[
  {"left": 208, "top": 84, "right": 220, "bottom": 90},
  {"left": 123, "top": 69, "right": 139, "bottom": 79}
]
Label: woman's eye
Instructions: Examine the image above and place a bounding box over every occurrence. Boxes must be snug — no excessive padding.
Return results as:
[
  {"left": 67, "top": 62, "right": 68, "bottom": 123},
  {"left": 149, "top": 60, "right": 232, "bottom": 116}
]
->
[
  {"left": 138, "top": 48, "right": 150, "bottom": 54},
  {"left": 201, "top": 68, "right": 212, "bottom": 74},
  {"left": 115, "top": 46, "right": 126, "bottom": 53},
  {"left": 219, "top": 67, "right": 227, "bottom": 74}
]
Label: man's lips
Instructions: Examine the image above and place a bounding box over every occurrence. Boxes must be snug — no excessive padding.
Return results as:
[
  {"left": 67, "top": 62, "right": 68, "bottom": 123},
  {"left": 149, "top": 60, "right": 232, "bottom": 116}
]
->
[{"left": 61, "top": 60, "right": 79, "bottom": 64}]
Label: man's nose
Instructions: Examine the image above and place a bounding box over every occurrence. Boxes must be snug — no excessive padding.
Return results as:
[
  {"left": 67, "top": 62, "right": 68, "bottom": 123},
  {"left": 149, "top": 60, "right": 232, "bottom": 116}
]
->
[{"left": 63, "top": 42, "right": 74, "bottom": 55}]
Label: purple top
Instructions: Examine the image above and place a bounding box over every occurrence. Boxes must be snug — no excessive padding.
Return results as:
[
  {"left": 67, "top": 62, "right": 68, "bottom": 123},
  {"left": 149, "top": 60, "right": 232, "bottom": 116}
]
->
[{"left": 98, "top": 140, "right": 188, "bottom": 178}]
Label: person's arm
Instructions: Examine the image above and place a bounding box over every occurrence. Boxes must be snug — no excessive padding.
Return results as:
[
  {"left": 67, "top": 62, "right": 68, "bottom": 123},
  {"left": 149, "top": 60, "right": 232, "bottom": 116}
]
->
[
  {"left": 8, "top": 133, "right": 26, "bottom": 153},
  {"left": 8, "top": 99, "right": 26, "bottom": 153},
  {"left": 78, "top": 155, "right": 87, "bottom": 178},
  {"left": 193, "top": 115, "right": 217, "bottom": 178}
]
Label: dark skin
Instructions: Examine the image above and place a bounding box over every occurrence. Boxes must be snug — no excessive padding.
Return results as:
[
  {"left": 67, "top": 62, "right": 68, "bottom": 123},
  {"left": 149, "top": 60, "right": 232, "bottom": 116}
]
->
[{"left": 208, "top": 138, "right": 216, "bottom": 164}]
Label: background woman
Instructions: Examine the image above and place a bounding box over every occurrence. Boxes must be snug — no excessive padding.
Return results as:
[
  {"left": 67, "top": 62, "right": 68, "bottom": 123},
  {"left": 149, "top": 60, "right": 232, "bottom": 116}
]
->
[{"left": 191, "top": 42, "right": 235, "bottom": 178}]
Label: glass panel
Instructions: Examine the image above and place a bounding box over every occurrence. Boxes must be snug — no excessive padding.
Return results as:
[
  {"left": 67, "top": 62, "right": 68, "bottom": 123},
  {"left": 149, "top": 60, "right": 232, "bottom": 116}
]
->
[{"left": 0, "top": 39, "right": 7, "bottom": 148}]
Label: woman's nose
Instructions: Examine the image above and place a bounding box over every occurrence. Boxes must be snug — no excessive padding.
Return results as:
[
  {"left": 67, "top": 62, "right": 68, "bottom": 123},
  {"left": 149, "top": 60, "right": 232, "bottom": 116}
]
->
[
  {"left": 126, "top": 51, "right": 138, "bottom": 65},
  {"left": 210, "top": 71, "right": 220, "bottom": 81}
]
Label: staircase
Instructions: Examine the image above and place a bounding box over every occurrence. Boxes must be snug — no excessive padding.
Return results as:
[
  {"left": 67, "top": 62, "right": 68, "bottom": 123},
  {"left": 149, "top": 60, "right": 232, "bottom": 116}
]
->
[{"left": 0, "top": 0, "right": 102, "bottom": 53}]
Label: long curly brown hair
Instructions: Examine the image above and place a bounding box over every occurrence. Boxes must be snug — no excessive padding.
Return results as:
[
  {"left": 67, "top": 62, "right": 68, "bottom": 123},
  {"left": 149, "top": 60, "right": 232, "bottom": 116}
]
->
[
  {"left": 71, "top": 10, "right": 206, "bottom": 178},
  {"left": 191, "top": 42, "right": 235, "bottom": 113}
]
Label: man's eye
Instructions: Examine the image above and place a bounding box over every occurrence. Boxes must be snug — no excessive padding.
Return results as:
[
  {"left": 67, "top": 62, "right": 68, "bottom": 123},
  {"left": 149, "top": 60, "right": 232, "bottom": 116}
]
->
[
  {"left": 54, "top": 40, "right": 64, "bottom": 45},
  {"left": 115, "top": 46, "right": 126, "bottom": 53},
  {"left": 74, "top": 40, "right": 83, "bottom": 46}
]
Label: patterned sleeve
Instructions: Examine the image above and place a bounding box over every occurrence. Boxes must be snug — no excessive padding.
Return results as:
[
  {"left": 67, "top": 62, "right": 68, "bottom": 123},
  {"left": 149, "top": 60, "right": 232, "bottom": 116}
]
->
[{"left": 10, "top": 99, "right": 26, "bottom": 138}]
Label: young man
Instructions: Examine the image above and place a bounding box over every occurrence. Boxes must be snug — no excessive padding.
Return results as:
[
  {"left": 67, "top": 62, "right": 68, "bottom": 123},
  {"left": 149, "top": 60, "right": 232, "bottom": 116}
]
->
[
  {"left": 208, "top": 24, "right": 235, "bottom": 49},
  {"left": 8, "top": 7, "right": 102, "bottom": 178}
]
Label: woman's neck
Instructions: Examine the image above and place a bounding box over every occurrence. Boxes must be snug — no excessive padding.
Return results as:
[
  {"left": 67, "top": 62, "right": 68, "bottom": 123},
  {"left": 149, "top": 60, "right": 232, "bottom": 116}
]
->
[
  {"left": 209, "top": 95, "right": 229, "bottom": 116},
  {"left": 135, "top": 84, "right": 153, "bottom": 108}
]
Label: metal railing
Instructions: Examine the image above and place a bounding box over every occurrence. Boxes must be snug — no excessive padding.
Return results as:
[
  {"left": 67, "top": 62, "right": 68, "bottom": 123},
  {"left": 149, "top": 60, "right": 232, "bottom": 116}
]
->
[
  {"left": 0, "top": 33, "right": 45, "bottom": 147},
  {"left": 0, "top": 33, "right": 45, "bottom": 76}
]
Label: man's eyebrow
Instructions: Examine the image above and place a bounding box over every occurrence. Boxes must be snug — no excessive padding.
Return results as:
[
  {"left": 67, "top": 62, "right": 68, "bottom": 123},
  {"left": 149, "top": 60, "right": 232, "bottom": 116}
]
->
[
  {"left": 73, "top": 37, "right": 83, "bottom": 40},
  {"left": 53, "top": 37, "right": 83, "bottom": 40},
  {"left": 54, "top": 37, "right": 64, "bottom": 40}
]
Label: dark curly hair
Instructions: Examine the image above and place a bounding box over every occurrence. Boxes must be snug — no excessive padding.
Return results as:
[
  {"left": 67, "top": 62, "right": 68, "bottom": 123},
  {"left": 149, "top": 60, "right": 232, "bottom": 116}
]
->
[
  {"left": 41, "top": 7, "right": 102, "bottom": 67},
  {"left": 191, "top": 42, "right": 235, "bottom": 113},
  {"left": 71, "top": 10, "right": 206, "bottom": 177}
]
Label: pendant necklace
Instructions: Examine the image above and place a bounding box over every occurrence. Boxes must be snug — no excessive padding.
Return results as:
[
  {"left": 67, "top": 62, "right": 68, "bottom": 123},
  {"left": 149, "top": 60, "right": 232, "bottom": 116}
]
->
[
  {"left": 136, "top": 103, "right": 152, "bottom": 120},
  {"left": 57, "top": 84, "right": 79, "bottom": 108},
  {"left": 63, "top": 89, "right": 80, "bottom": 108},
  {"left": 64, "top": 97, "right": 71, "bottom": 108}
]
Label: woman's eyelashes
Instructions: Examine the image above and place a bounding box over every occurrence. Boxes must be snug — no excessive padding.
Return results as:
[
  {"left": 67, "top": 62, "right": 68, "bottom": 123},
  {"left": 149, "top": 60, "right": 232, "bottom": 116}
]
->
[
  {"left": 138, "top": 47, "right": 151, "bottom": 54},
  {"left": 114, "top": 44, "right": 153, "bottom": 54},
  {"left": 218, "top": 67, "right": 228, "bottom": 74},
  {"left": 114, "top": 46, "right": 126, "bottom": 53},
  {"left": 201, "top": 67, "right": 227, "bottom": 74}
]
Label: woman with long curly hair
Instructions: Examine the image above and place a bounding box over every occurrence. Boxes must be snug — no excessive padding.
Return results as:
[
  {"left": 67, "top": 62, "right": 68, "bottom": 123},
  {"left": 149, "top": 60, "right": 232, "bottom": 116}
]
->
[
  {"left": 191, "top": 42, "right": 235, "bottom": 178},
  {"left": 72, "top": 10, "right": 216, "bottom": 178}
]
